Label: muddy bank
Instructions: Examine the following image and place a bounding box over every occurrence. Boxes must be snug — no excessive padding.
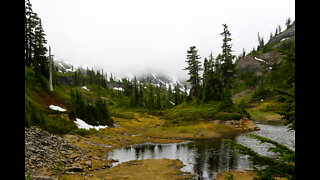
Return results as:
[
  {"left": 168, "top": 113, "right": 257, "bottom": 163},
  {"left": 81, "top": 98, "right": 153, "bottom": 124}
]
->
[
  {"left": 78, "top": 159, "right": 195, "bottom": 180},
  {"left": 25, "top": 112, "right": 260, "bottom": 179}
]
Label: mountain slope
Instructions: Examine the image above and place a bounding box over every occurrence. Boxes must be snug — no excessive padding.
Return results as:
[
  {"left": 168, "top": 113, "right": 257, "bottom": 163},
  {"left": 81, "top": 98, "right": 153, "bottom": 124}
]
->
[{"left": 235, "top": 21, "right": 295, "bottom": 75}]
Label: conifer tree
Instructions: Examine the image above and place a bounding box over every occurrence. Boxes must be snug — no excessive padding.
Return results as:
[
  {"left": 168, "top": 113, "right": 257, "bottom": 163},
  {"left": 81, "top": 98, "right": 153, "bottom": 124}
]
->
[
  {"left": 213, "top": 53, "right": 223, "bottom": 100},
  {"left": 173, "top": 82, "right": 180, "bottom": 105},
  {"left": 285, "top": 17, "right": 291, "bottom": 29},
  {"left": 25, "top": 0, "right": 49, "bottom": 79},
  {"left": 183, "top": 84, "right": 188, "bottom": 102},
  {"left": 131, "top": 76, "right": 139, "bottom": 107},
  {"left": 147, "top": 79, "right": 154, "bottom": 109},
  {"left": 220, "top": 24, "right": 235, "bottom": 102},
  {"left": 184, "top": 46, "right": 202, "bottom": 98},
  {"left": 25, "top": 0, "right": 35, "bottom": 67},
  {"left": 202, "top": 58, "right": 211, "bottom": 103},
  {"left": 155, "top": 83, "right": 161, "bottom": 109}
]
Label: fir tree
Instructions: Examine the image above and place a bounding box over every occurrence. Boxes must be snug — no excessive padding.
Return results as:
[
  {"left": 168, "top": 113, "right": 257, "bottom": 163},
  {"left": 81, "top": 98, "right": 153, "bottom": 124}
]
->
[
  {"left": 131, "top": 76, "right": 139, "bottom": 107},
  {"left": 202, "top": 58, "right": 211, "bottom": 103},
  {"left": 184, "top": 46, "right": 202, "bottom": 98},
  {"left": 220, "top": 24, "right": 235, "bottom": 102},
  {"left": 173, "top": 82, "right": 180, "bottom": 105},
  {"left": 285, "top": 17, "right": 292, "bottom": 29},
  {"left": 25, "top": 0, "right": 49, "bottom": 79}
]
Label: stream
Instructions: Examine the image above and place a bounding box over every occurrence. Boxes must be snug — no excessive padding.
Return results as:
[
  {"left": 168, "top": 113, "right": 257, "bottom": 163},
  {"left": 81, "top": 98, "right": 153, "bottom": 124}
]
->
[{"left": 105, "top": 123, "right": 295, "bottom": 179}]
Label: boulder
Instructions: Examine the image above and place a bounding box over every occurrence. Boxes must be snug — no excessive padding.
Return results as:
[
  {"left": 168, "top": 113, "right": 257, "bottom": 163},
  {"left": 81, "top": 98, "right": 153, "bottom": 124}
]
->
[
  {"left": 66, "top": 166, "right": 84, "bottom": 172},
  {"left": 70, "top": 153, "right": 80, "bottom": 160}
]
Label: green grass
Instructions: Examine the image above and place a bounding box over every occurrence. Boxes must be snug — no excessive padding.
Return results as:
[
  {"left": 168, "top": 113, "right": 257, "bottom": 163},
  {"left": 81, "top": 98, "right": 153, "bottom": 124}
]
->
[
  {"left": 248, "top": 110, "right": 281, "bottom": 122},
  {"left": 162, "top": 101, "right": 246, "bottom": 127}
]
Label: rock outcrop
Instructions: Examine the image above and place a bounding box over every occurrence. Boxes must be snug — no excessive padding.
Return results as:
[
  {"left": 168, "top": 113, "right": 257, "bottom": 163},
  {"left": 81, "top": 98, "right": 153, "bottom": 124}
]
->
[
  {"left": 266, "top": 21, "right": 295, "bottom": 46},
  {"left": 25, "top": 126, "right": 89, "bottom": 178},
  {"left": 210, "top": 117, "right": 260, "bottom": 131},
  {"left": 235, "top": 22, "right": 295, "bottom": 75}
]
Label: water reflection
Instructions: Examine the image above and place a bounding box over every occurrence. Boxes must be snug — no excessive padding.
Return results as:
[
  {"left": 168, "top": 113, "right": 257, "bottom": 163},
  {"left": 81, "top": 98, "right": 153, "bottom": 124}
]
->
[
  {"left": 105, "top": 136, "right": 244, "bottom": 179},
  {"left": 105, "top": 124, "right": 295, "bottom": 179}
]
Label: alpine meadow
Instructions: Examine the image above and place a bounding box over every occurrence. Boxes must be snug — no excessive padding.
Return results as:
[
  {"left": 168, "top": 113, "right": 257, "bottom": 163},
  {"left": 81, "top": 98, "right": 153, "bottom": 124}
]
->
[{"left": 25, "top": 0, "right": 295, "bottom": 179}]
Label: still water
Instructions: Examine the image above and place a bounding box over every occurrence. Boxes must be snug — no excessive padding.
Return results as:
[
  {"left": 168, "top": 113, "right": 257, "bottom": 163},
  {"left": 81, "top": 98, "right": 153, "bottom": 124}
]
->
[{"left": 105, "top": 123, "right": 295, "bottom": 179}]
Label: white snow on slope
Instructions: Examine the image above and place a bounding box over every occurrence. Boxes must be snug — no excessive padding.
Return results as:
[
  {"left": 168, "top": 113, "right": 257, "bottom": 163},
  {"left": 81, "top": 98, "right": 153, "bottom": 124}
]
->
[
  {"left": 49, "top": 105, "right": 66, "bottom": 112},
  {"left": 74, "top": 118, "right": 108, "bottom": 130},
  {"left": 254, "top": 57, "right": 268, "bottom": 64},
  {"left": 82, "top": 86, "right": 90, "bottom": 91},
  {"left": 280, "top": 37, "right": 289, "bottom": 42},
  {"left": 113, "top": 87, "right": 124, "bottom": 91}
]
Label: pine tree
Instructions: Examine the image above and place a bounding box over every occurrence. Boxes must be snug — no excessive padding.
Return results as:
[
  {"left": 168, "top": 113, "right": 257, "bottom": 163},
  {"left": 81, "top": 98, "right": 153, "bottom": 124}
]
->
[
  {"left": 173, "top": 82, "right": 180, "bottom": 105},
  {"left": 147, "top": 79, "right": 154, "bottom": 109},
  {"left": 213, "top": 53, "right": 223, "bottom": 100},
  {"left": 155, "top": 83, "right": 162, "bottom": 110},
  {"left": 25, "top": 0, "right": 35, "bottom": 67},
  {"left": 278, "top": 25, "right": 282, "bottom": 34},
  {"left": 25, "top": 0, "right": 49, "bottom": 79},
  {"left": 257, "top": 32, "right": 264, "bottom": 51},
  {"left": 202, "top": 58, "right": 211, "bottom": 103},
  {"left": 131, "top": 76, "right": 139, "bottom": 107},
  {"left": 184, "top": 46, "right": 202, "bottom": 98},
  {"left": 220, "top": 24, "right": 235, "bottom": 102},
  {"left": 285, "top": 17, "right": 292, "bottom": 29}
]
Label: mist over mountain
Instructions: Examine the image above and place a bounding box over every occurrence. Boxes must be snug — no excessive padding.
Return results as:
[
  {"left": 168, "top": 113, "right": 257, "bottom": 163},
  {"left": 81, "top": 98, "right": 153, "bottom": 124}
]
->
[{"left": 54, "top": 59, "right": 190, "bottom": 92}]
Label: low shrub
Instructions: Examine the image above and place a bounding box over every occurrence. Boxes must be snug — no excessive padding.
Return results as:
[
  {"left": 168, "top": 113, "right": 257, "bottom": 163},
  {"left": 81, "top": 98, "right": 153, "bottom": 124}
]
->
[{"left": 71, "top": 128, "right": 99, "bottom": 137}]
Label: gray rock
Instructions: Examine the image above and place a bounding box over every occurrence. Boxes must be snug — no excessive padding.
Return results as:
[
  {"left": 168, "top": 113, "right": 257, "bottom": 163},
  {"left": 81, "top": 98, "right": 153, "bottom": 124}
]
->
[
  {"left": 25, "top": 126, "right": 88, "bottom": 176},
  {"left": 66, "top": 166, "right": 84, "bottom": 172}
]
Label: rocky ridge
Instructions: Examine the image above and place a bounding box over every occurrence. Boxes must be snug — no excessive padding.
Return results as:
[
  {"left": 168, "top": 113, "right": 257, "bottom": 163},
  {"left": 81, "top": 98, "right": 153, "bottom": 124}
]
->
[
  {"left": 25, "top": 126, "right": 90, "bottom": 179},
  {"left": 235, "top": 22, "right": 295, "bottom": 75}
]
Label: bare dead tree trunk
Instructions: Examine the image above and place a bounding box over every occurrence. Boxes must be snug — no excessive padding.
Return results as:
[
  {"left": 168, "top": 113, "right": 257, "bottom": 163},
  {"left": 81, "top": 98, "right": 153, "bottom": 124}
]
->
[{"left": 49, "top": 46, "right": 53, "bottom": 92}]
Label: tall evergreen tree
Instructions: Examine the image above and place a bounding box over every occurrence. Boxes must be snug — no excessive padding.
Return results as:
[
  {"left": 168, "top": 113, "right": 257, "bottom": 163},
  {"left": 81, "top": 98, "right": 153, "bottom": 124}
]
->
[
  {"left": 285, "top": 17, "right": 292, "bottom": 29},
  {"left": 220, "top": 24, "right": 235, "bottom": 102},
  {"left": 155, "top": 83, "right": 162, "bottom": 110},
  {"left": 202, "top": 58, "right": 211, "bottom": 103},
  {"left": 131, "top": 76, "right": 139, "bottom": 107},
  {"left": 147, "top": 79, "right": 154, "bottom": 109},
  {"left": 173, "top": 82, "right": 181, "bottom": 105},
  {"left": 213, "top": 53, "right": 223, "bottom": 100},
  {"left": 184, "top": 46, "right": 202, "bottom": 98},
  {"left": 25, "top": 0, "right": 49, "bottom": 79}
]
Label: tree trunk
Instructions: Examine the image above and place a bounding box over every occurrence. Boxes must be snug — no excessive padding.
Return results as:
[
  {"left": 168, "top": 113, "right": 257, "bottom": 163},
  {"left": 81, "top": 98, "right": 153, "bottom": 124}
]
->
[{"left": 49, "top": 46, "right": 53, "bottom": 92}]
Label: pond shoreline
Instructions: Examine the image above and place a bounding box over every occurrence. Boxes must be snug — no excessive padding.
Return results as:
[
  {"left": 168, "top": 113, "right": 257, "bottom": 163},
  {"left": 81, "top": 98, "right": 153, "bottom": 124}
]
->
[{"left": 26, "top": 112, "right": 262, "bottom": 180}]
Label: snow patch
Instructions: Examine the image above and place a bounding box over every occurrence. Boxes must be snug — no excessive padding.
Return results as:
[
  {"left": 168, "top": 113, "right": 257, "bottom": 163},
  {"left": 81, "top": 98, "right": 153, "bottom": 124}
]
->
[
  {"left": 113, "top": 87, "right": 124, "bottom": 91},
  {"left": 82, "top": 86, "right": 90, "bottom": 91},
  {"left": 49, "top": 105, "right": 66, "bottom": 112},
  {"left": 254, "top": 57, "right": 268, "bottom": 64},
  {"left": 74, "top": 118, "right": 108, "bottom": 130},
  {"left": 280, "top": 37, "right": 289, "bottom": 42}
]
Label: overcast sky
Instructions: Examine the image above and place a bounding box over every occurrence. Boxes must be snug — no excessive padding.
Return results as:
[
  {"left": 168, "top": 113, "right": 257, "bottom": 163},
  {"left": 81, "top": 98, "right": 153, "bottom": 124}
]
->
[{"left": 31, "top": 0, "right": 295, "bottom": 80}]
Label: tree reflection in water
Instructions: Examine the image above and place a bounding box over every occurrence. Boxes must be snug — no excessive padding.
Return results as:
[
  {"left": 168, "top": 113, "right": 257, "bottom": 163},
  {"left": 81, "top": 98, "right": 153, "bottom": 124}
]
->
[{"left": 105, "top": 135, "right": 243, "bottom": 179}]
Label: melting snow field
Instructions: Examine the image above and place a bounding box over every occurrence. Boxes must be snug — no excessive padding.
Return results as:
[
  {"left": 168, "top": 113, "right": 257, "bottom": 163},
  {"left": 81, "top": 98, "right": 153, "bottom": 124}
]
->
[
  {"left": 74, "top": 118, "right": 108, "bottom": 130},
  {"left": 82, "top": 86, "right": 90, "bottom": 91},
  {"left": 254, "top": 57, "right": 268, "bottom": 64},
  {"left": 113, "top": 87, "right": 124, "bottom": 91},
  {"left": 49, "top": 105, "right": 66, "bottom": 112}
]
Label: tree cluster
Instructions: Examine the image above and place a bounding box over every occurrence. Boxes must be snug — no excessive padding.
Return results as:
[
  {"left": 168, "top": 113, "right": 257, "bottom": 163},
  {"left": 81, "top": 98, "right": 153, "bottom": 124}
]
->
[
  {"left": 184, "top": 24, "right": 235, "bottom": 105},
  {"left": 128, "top": 77, "right": 185, "bottom": 110},
  {"left": 68, "top": 89, "right": 113, "bottom": 126},
  {"left": 25, "top": 0, "right": 49, "bottom": 79}
]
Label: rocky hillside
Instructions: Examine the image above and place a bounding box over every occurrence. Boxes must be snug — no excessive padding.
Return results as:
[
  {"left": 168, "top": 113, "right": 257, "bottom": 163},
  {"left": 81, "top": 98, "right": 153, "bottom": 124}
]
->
[
  {"left": 25, "top": 126, "right": 89, "bottom": 179},
  {"left": 235, "top": 21, "right": 295, "bottom": 75}
]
